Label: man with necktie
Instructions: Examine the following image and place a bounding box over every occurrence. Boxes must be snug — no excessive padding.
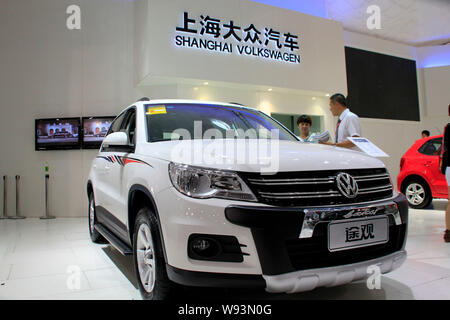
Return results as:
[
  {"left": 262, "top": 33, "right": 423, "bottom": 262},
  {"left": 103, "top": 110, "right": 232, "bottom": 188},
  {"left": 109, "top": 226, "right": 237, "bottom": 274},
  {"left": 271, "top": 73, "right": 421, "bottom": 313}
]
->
[{"left": 320, "top": 93, "right": 361, "bottom": 150}]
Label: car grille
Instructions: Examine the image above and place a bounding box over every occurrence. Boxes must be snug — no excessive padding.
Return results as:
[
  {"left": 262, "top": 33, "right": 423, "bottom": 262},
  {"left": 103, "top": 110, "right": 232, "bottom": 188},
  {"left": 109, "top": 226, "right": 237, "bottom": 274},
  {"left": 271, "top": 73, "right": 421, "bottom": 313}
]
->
[
  {"left": 239, "top": 168, "right": 393, "bottom": 207},
  {"left": 285, "top": 217, "right": 406, "bottom": 271}
]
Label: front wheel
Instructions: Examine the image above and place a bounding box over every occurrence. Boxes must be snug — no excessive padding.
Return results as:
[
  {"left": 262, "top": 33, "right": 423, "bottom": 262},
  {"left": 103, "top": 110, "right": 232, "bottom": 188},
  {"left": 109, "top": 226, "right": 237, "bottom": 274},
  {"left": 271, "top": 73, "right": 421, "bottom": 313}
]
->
[
  {"left": 403, "top": 180, "right": 432, "bottom": 209},
  {"left": 133, "top": 208, "right": 175, "bottom": 300}
]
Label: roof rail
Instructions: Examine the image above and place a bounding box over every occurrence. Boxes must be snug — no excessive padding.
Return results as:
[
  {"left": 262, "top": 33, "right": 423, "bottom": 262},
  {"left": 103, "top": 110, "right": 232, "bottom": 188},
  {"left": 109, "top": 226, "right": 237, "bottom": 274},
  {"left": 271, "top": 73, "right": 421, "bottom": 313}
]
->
[
  {"left": 137, "top": 97, "right": 150, "bottom": 102},
  {"left": 229, "top": 102, "right": 244, "bottom": 106}
]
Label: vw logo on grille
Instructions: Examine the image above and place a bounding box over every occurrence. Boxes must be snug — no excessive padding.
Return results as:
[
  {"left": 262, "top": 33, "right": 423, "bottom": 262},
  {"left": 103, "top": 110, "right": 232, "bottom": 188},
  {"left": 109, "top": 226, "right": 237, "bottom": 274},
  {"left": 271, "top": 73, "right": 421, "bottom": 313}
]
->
[{"left": 336, "top": 173, "right": 358, "bottom": 198}]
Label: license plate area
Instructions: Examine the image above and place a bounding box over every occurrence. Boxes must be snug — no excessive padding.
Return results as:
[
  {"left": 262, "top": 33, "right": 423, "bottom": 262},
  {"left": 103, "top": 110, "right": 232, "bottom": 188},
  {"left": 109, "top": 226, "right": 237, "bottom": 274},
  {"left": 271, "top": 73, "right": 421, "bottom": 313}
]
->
[{"left": 328, "top": 216, "right": 389, "bottom": 252}]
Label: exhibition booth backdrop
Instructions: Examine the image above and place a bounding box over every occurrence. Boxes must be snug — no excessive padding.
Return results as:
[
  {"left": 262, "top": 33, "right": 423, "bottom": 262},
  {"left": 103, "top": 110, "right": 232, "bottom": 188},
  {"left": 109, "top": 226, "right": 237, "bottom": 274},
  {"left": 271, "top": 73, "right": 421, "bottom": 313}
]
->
[{"left": 0, "top": 0, "right": 449, "bottom": 217}]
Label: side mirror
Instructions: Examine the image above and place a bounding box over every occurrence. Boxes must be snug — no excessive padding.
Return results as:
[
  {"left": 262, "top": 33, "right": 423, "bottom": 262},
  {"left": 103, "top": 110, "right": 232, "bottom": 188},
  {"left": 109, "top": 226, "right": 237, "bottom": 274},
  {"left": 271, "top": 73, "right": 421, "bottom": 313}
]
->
[{"left": 102, "top": 132, "right": 128, "bottom": 147}]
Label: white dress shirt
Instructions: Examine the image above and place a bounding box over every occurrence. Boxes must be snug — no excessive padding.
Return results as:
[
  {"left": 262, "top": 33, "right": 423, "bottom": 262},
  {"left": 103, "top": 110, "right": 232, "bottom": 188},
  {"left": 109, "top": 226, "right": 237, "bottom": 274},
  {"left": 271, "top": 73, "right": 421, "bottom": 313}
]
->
[
  {"left": 298, "top": 134, "right": 315, "bottom": 143},
  {"left": 336, "top": 109, "right": 361, "bottom": 149}
]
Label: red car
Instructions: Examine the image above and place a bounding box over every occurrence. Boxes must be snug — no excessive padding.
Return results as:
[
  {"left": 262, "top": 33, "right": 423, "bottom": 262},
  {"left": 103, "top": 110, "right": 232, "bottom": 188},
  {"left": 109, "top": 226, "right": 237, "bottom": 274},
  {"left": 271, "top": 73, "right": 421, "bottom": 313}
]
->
[{"left": 397, "top": 134, "right": 447, "bottom": 208}]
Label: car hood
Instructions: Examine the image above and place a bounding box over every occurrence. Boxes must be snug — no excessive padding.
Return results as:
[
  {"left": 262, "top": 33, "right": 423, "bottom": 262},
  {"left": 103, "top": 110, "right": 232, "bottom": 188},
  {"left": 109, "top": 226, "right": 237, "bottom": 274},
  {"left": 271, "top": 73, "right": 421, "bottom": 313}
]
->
[{"left": 139, "top": 139, "right": 386, "bottom": 173}]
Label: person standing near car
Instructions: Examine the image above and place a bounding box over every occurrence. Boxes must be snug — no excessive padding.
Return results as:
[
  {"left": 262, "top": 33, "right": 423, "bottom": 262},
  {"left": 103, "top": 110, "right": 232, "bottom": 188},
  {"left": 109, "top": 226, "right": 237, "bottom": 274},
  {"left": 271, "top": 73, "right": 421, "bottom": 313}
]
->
[
  {"left": 320, "top": 93, "right": 361, "bottom": 150},
  {"left": 297, "top": 115, "right": 314, "bottom": 142},
  {"left": 440, "top": 105, "right": 450, "bottom": 243},
  {"left": 422, "top": 130, "right": 430, "bottom": 139}
]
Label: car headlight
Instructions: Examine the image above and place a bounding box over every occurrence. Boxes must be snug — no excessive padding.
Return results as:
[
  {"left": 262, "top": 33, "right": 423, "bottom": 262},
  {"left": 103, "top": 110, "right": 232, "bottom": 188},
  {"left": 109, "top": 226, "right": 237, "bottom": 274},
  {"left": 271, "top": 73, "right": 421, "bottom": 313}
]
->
[
  {"left": 168, "top": 162, "right": 257, "bottom": 202},
  {"left": 388, "top": 171, "right": 398, "bottom": 196}
]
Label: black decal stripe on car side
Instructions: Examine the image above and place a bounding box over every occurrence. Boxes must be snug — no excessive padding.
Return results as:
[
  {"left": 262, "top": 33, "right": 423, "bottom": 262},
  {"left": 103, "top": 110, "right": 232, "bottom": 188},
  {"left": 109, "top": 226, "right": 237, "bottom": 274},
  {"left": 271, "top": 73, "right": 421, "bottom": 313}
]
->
[{"left": 96, "top": 156, "right": 113, "bottom": 163}]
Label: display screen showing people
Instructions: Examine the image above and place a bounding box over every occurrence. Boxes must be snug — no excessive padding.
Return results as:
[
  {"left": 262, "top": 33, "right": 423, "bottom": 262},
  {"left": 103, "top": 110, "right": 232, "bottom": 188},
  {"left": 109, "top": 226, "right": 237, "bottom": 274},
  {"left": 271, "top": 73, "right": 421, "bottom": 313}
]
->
[
  {"left": 35, "top": 117, "right": 81, "bottom": 150},
  {"left": 82, "top": 116, "right": 115, "bottom": 149}
]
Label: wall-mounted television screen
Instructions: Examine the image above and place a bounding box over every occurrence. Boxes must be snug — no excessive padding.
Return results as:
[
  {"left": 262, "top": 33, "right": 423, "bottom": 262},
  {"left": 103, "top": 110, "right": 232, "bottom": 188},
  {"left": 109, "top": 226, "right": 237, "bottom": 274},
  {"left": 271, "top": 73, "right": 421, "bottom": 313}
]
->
[
  {"left": 81, "top": 116, "right": 115, "bottom": 149},
  {"left": 345, "top": 46, "right": 420, "bottom": 121},
  {"left": 35, "top": 117, "right": 81, "bottom": 151}
]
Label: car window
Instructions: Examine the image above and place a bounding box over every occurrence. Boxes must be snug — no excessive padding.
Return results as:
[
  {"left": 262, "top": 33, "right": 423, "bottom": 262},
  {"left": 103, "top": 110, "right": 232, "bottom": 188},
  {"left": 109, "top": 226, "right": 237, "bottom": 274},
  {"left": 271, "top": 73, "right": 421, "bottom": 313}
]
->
[
  {"left": 108, "top": 111, "right": 127, "bottom": 135},
  {"left": 418, "top": 138, "right": 442, "bottom": 156},
  {"left": 145, "top": 103, "right": 298, "bottom": 142},
  {"left": 122, "top": 108, "right": 136, "bottom": 145}
]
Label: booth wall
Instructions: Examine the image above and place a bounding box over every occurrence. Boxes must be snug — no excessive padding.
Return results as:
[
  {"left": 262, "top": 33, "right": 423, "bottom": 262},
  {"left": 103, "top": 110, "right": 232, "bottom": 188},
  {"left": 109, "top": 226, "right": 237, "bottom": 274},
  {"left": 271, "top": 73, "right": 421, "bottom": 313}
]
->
[
  {"left": 419, "top": 65, "right": 450, "bottom": 119},
  {"left": 0, "top": 0, "right": 141, "bottom": 217},
  {"left": 136, "top": 0, "right": 347, "bottom": 94}
]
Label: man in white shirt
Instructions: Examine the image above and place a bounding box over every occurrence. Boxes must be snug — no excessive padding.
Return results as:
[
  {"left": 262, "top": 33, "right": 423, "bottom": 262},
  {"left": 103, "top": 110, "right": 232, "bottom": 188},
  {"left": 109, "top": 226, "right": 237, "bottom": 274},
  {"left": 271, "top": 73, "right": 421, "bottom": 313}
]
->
[{"left": 320, "top": 93, "right": 361, "bottom": 150}]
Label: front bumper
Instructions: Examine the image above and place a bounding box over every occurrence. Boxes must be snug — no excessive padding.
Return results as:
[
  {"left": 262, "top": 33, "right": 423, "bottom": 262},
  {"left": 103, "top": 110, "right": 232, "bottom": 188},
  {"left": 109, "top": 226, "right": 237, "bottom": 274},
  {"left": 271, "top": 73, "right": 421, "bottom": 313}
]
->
[
  {"left": 162, "top": 191, "right": 408, "bottom": 293},
  {"left": 165, "top": 250, "right": 407, "bottom": 293},
  {"left": 225, "top": 193, "right": 408, "bottom": 276},
  {"left": 264, "top": 250, "right": 406, "bottom": 293}
]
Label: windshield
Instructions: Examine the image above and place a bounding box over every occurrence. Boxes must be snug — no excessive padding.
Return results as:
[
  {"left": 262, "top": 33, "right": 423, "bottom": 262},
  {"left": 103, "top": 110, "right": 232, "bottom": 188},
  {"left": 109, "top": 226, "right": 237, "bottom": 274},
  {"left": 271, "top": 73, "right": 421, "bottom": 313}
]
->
[{"left": 145, "top": 103, "right": 298, "bottom": 142}]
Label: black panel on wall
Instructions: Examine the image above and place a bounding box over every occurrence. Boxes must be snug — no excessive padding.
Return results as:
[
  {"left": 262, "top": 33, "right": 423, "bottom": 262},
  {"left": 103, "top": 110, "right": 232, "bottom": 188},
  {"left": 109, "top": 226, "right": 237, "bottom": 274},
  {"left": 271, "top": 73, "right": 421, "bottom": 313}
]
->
[{"left": 345, "top": 47, "right": 420, "bottom": 121}]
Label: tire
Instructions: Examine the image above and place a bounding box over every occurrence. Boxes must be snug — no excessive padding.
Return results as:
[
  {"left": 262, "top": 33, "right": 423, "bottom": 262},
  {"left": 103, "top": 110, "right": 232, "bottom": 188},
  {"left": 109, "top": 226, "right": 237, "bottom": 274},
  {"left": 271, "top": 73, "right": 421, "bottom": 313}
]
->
[
  {"left": 402, "top": 179, "right": 432, "bottom": 209},
  {"left": 133, "top": 207, "right": 175, "bottom": 300},
  {"left": 88, "top": 193, "right": 107, "bottom": 243}
]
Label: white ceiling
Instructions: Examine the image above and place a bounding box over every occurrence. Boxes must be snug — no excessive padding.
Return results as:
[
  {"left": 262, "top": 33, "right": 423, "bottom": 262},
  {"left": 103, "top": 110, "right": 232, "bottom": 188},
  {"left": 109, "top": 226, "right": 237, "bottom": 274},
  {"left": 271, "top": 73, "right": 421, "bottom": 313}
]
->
[
  {"left": 255, "top": 0, "right": 450, "bottom": 47},
  {"left": 324, "top": 0, "right": 450, "bottom": 47}
]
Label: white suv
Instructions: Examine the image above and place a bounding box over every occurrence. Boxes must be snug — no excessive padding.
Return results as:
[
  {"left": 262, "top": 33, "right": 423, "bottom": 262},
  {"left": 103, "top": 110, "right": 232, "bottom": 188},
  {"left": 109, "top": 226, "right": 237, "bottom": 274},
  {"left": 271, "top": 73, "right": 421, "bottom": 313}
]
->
[{"left": 87, "top": 100, "right": 408, "bottom": 300}]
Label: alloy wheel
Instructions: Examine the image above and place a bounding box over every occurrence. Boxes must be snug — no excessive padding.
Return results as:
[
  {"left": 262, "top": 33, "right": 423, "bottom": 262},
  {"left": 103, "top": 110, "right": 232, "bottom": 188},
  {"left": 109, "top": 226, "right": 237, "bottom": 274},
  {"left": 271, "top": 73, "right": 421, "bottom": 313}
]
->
[
  {"left": 89, "top": 198, "right": 95, "bottom": 234},
  {"left": 405, "top": 183, "right": 426, "bottom": 206},
  {"left": 136, "top": 223, "right": 156, "bottom": 293}
]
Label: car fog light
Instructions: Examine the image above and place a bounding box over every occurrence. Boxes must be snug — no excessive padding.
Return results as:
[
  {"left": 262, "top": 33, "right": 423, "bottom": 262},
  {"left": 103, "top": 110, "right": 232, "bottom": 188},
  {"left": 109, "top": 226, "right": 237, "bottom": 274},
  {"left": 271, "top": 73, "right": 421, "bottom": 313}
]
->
[
  {"left": 192, "top": 239, "right": 210, "bottom": 251},
  {"left": 190, "top": 237, "right": 221, "bottom": 258}
]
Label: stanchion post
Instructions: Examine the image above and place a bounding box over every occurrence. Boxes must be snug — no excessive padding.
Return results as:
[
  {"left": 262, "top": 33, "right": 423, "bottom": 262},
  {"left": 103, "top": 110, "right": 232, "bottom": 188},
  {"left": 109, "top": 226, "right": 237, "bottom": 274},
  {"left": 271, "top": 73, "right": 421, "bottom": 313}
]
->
[
  {"left": 1, "top": 176, "right": 8, "bottom": 219},
  {"left": 40, "top": 173, "right": 55, "bottom": 219},
  {"left": 9, "top": 175, "right": 25, "bottom": 219}
]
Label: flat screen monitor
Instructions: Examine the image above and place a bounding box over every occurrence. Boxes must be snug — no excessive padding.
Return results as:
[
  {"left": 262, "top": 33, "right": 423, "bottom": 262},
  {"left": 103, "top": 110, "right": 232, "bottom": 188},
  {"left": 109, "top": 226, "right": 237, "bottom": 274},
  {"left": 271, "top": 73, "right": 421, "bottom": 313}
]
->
[
  {"left": 345, "top": 46, "right": 420, "bottom": 121},
  {"left": 35, "top": 117, "right": 81, "bottom": 151},
  {"left": 81, "top": 116, "right": 115, "bottom": 149}
]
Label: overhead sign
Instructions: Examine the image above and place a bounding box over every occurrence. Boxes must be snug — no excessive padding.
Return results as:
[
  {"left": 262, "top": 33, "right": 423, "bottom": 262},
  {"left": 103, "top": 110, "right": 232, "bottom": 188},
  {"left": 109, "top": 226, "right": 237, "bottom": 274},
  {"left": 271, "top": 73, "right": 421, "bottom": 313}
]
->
[{"left": 174, "top": 12, "right": 301, "bottom": 64}]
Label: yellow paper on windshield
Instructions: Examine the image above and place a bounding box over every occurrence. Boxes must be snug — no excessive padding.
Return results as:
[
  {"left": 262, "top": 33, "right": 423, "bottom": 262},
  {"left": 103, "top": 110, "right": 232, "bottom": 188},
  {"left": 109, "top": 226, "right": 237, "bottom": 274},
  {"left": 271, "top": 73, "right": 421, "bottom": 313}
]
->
[{"left": 147, "top": 105, "right": 167, "bottom": 115}]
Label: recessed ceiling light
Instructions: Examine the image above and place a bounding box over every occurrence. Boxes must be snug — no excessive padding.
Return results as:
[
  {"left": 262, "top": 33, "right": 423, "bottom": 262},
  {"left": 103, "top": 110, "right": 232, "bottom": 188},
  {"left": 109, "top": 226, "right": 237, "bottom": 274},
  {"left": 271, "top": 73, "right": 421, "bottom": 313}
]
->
[
  {"left": 312, "top": 97, "right": 316, "bottom": 100},
  {"left": 193, "top": 87, "right": 199, "bottom": 91},
  {"left": 203, "top": 82, "right": 209, "bottom": 85},
  {"left": 268, "top": 88, "right": 273, "bottom": 92},
  {"left": 325, "top": 93, "right": 330, "bottom": 97}
]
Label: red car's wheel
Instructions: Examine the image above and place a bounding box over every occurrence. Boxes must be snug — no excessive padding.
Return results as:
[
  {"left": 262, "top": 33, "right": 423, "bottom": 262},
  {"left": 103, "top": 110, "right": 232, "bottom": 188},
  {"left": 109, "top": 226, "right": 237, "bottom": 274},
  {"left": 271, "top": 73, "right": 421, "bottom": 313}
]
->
[{"left": 402, "top": 179, "right": 432, "bottom": 209}]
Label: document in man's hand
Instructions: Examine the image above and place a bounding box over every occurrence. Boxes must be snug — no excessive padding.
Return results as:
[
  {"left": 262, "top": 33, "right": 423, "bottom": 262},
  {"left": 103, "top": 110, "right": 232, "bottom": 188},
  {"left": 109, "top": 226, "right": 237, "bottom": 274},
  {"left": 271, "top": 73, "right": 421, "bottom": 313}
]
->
[
  {"left": 348, "top": 137, "right": 389, "bottom": 157},
  {"left": 311, "top": 130, "right": 330, "bottom": 143}
]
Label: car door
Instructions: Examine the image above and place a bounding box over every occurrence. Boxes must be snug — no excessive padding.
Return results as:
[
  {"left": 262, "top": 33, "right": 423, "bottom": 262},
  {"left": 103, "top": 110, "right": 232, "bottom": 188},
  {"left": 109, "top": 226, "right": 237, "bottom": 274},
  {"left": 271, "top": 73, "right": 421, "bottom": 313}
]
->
[
  {"left": 93, "top": 111, "right": 127, "bottom": 211},
  {"left": 96, "top": 107, "right": 136, "bottom": 244},
  {"left": 107, "top": 107, "right": 136, "bottom": 229},
  {"left": 417, "top": 138, "right": 446, "bottom": 195}
]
